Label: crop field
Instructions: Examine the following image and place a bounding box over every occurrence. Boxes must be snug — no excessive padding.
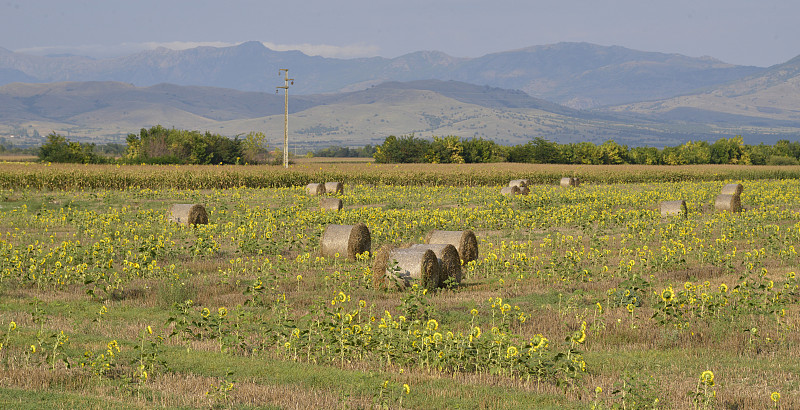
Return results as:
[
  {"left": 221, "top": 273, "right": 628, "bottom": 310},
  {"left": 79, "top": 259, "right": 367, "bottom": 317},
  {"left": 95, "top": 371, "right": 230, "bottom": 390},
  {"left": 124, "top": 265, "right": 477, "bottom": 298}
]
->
[{"left": 0, "top": 162, "right": 798, "bottom": 409}]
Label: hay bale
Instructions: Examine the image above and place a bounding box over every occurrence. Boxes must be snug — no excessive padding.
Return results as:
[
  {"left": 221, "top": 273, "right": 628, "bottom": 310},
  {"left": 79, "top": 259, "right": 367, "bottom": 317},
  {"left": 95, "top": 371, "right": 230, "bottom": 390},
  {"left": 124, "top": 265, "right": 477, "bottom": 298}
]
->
[
  {"left": 660, "top": 200, "right": 687, "bottom": 217},
  {"left": 720, "top": 183, "right": 743, "bottom": 195},
  {"left": 320, "top": 197, "right": 343, "bottom": 211},
  {"left": 306, "top": 183, "right": 326, "bottom": 196},
  {"left": 324, "top": 182, "right": 344, "bottom": 195},
  {"left": 508, "top": 179, "right": 530, "bottom": 188},
  {"left": 169, "top": 204, "right": 208, "bottom": 225},
  {"left": 560, "top": 177, "right": 579, "bottom": 187},
  {"left": 320, "top": 223, "right": 371, "bottom": 260},
  {"left": 425, "top": 229, "right": 478, "bottom": 263},
  {"left": 715, "top": 194, "right": 742, "bottom": 212},
  {"left": 409, "top": 243, "right": 462, "bottom": 287},
  {"left": 500, "top": 186, "right": 520, "bottom": 196},
  {"left": 372, "top": 246, "right": 440, "bottom": 291}
]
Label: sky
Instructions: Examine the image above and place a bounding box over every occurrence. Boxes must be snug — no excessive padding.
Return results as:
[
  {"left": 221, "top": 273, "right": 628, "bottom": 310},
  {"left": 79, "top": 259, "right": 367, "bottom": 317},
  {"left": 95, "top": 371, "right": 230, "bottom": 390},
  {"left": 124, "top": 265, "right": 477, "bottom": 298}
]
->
[{"left": 1, "top": 0, "right": 798, "bottom": 67}]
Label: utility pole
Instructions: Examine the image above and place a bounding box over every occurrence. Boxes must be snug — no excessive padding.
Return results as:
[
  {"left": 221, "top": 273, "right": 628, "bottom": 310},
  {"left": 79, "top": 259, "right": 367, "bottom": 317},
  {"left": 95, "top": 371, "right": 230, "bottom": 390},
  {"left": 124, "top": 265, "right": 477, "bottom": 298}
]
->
[{"left": 276, "top": 69, "right": 294, "bottom": 168}]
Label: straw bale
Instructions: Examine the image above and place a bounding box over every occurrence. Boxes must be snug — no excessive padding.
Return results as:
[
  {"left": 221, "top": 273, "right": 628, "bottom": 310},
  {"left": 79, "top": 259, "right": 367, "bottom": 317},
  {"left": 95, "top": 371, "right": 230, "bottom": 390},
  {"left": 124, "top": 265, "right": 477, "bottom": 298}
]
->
[
  {"left": 500, "top": 186, "right": 520, "bottom": 196},
  {"left": 324, "top": 182, "right": 344, "bottom": 195},
  {"left": 508, "top": 179, "right": 530, "bottom": 188},
  {"left": 409, "top": 243, "right": 462, "bottom": 287},
  {"left": 660, "top": 200, "right": 687, "bottom": 217},
  {"left": 372, "top": 246, "right": 440, "bottom": 291},
  {"left": 560, "top": 177, "right": 579, "bottom": 187},
  {"left": 715, "top": 194, "right": 742, "bottom": 213},
  {"left": 306, "top": 183, "right": 326, "bottom": 196},
  {"left": 320, "top": 197, "right": 343, "bottom": 211},
  {"left": 720, "top": 183, "right": 743, "bottom": 195},
  {"left": 320, "top": 223, "right": 371, "bottom": 260},
  {"left": 425, "top": 229, "right": 478, "bottom": 263},
  {"left": 169, "top": 204, "right": 208, "bottom": 225}
]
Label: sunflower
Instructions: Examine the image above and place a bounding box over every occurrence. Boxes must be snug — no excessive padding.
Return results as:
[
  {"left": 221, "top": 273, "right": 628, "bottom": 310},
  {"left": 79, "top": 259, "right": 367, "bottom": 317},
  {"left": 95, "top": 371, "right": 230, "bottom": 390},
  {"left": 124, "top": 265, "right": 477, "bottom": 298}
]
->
[
  {"left": 771, "top": 391, "right": 780, "bottom": 402},
  {"left": 506, "top": 346, "right": 518, "bottom": 358},
  {"left": 700, "top": 370, "right": 714, "bottom": 387},
  {"left": 660, "top": 287, "right": 674, "bottom": 303}
]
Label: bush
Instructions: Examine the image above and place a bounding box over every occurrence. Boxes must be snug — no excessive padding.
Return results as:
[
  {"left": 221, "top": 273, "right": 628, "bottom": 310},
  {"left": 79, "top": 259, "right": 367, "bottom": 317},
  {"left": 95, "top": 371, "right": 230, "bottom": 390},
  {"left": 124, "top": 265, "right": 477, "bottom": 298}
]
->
[{"left": 766, "top": 155, "right": 799, "bottom": 166}]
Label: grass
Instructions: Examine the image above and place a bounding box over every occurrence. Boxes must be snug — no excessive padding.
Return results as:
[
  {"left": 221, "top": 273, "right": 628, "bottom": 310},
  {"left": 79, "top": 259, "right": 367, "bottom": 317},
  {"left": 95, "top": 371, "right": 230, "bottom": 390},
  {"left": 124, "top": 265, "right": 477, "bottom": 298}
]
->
[{"left": 0, "top": 164, "right": 797, "bottom": 409}]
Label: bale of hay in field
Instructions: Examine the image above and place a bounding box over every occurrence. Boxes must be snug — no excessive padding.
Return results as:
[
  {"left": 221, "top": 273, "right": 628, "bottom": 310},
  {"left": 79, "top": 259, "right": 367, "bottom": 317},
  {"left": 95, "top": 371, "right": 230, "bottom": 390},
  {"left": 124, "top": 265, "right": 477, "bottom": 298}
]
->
[
  {"left": 560, "top": 177, "right": 579, "bottom": 187},
  {"left": 320, "top": 197, "right": 343, "bottom": 211},
  {"left": 372, "top": 245, "right": 440, "bottom": 291},
  {"left": 500, "top": 186, "right": 520, "bottom": 196},
  {"left": 409, "top": 243, "right": 462, "bottom": 287},
  {"left": 720, "top": 183, "right": 743, "bottom": 195},
  {"left": 169, "top": 204, "right": 208, "bottom": 225},
  {"left": 320, "top": 223, "right": 371, "bottom": 260},
  {"left": 660, "top": 200, "right": 687, "bottom": 218},
  {"left": 508, "top": 179, "right": 530, "bottom": 188},
  {"left": 306, "top": 183, "right": 326, "bottom": 196},
  {"left": 715, "top": 194, "right": 742, "bottom": 213},
  {"left": 324, "top": 182, "right": 344, "bottom": 195},
  {"left": 425, "top": 229, "right": 478, "bottom": 264}
]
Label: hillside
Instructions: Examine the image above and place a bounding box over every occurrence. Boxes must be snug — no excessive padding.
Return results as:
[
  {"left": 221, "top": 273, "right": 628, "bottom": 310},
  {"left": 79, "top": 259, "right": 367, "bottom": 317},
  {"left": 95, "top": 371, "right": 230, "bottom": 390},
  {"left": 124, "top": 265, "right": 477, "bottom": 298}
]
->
[
  {"left": 3, "top": 79, "right": 797, "bottom": 149},
  {"left": 608, "top": 55, "right": 800, "bottom": 126},
  {"left": 0, "top": 42, "right": 765, "bottom": 108}
]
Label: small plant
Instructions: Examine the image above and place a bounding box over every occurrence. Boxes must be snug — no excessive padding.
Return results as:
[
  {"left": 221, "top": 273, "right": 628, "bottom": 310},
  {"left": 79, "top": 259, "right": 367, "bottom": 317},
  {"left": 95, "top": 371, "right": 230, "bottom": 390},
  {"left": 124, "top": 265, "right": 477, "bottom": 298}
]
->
[
  {"left": 688, "top": 370, "right": 716, "bottom": 410},
  {"left": 1, "top": 321, "right": 17, "bottom": 366},
  {"left": 399, "top": 284, "right": 433, "bottom": 322},
  {"left": 610, "top": 370, "right": 663, "bottom": 409},
  {"left": 372, "top": 379, "right": 410, "bottom": 409},
  {"left": 132, "top": 325, "right": 167, "bottom": 387},
  {"left": 206, "top": 369, "right": 235, "bottom": 408}
]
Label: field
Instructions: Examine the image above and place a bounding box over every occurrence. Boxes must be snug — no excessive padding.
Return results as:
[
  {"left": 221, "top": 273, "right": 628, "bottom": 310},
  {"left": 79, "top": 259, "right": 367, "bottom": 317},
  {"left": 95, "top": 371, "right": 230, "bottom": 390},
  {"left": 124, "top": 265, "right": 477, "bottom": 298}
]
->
[{"left": 0, "top": 162, "right": 798, "bottom": 409}]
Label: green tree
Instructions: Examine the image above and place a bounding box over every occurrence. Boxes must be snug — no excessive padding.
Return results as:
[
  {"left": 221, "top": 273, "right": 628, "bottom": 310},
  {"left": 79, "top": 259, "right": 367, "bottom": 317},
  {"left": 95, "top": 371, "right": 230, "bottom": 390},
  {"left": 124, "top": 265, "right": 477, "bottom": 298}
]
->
[
  {"left": 599, "top": 140, "right": 629, "bottom": 164},
  {"left": 629, "top": 146, "right": 661, "bottom": 165},
  {"left": 38, "top": 133, "right": 102, "bottom": 164},
  {"left": 373, "top": 135, "right": 430, "bottom": 163},
  {"left": 426, "top": 136, "right": 464, "bottom": 163},
  {"left": 462, "top": 138, "right": 506, "bottom": 163}
]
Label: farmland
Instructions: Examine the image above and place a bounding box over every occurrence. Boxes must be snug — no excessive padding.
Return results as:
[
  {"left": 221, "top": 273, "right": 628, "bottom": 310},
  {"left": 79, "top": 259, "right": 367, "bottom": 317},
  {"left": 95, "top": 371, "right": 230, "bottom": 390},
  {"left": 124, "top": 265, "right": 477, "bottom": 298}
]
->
[{"left": 0, "top": 162, "right": 798, "bottom": 409}]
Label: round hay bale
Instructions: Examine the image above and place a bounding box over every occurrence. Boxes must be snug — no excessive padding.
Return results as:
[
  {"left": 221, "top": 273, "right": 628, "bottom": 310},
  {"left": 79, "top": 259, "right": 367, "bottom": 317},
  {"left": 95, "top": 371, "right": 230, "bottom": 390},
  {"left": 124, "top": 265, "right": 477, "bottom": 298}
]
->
[
  {"left": 508, "top": 179, "right": 529, "bottom": 188},
  {"left": 720, "top": 183, "right": 743, "bottom": 195},
  {"left": 373, "top": 246, "right": 440, "bottom": 291},
  {"left": 425, "top": 229, "right": 478, "bottom": 263},
  {"left": 324, "top": 182, "right": 344, "bottom": 195},
  {"left": 320, "top": 223, "right": 371, "bottom": 260},
  {"left": 409, "top": 243, "right": 461, "bottom": 287},
  {"left": 306, "top": 183, "right": 326, "bottom": 196},
  {"left": 320, "top": 197, "right": 343, "bottom": 211},
  {"left": 560, "top": 177, "right": 579, "bottom": 187},
  {"left": 500, "top": 186, "right": 520, "bottom": 196},
  {"left": 169, "top": 204, "right": 208, "bottom": 225},
  {"left": 715, "top": 194, "right": 742, "bottom": 213},
  {"left": 660, "top": 200, "right": 687, "bottom": 218}
]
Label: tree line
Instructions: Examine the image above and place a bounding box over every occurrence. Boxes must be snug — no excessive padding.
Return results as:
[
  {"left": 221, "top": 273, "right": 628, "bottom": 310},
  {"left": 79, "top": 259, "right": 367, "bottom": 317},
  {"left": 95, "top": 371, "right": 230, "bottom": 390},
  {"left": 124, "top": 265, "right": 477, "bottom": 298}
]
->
[
  {"left": 373, "top": 135, "right": 800, "bottom": 165},
  {"left": 35, "top": 127, "right": 800, "bottom": 166},
  {"left": 37, "top": 126, "right": 271, "bottom": 164}
]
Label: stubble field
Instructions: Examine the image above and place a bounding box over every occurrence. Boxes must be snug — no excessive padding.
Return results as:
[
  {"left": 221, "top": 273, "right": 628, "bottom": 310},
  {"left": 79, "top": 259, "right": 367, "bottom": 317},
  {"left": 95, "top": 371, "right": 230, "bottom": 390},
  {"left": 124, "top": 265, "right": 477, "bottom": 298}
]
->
[{"left": 0, "top": 162, "right": 798, "bottom": 409}]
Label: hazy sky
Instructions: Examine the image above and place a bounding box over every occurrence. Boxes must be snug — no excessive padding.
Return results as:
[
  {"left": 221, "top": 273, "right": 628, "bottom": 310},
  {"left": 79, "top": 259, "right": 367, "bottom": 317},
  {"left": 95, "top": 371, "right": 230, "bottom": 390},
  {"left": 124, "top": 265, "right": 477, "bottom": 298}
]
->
[{"left": 2, "top": 0, "right": 797, "bottom": 67}]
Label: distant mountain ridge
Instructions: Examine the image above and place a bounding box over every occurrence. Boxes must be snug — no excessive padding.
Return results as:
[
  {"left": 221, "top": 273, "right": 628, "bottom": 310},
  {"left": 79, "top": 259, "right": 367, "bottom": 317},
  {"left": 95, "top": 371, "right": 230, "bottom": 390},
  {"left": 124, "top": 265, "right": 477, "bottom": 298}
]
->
[
  {"left": 609, "top": 54, "right": 800, "bottom": 125},
  {"left": 2, "top": 79, "right": 797, "bottom": 149},
  {"left": 0, "top": 42, "right": 766, "bottom": 108}
]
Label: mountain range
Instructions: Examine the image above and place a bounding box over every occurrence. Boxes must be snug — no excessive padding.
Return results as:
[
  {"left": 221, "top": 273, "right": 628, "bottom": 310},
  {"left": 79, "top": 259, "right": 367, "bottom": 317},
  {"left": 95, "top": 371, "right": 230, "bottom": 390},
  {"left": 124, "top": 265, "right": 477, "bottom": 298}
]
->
[{"left": 1, "top": 42, "right": 799, "bottom": 149}]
